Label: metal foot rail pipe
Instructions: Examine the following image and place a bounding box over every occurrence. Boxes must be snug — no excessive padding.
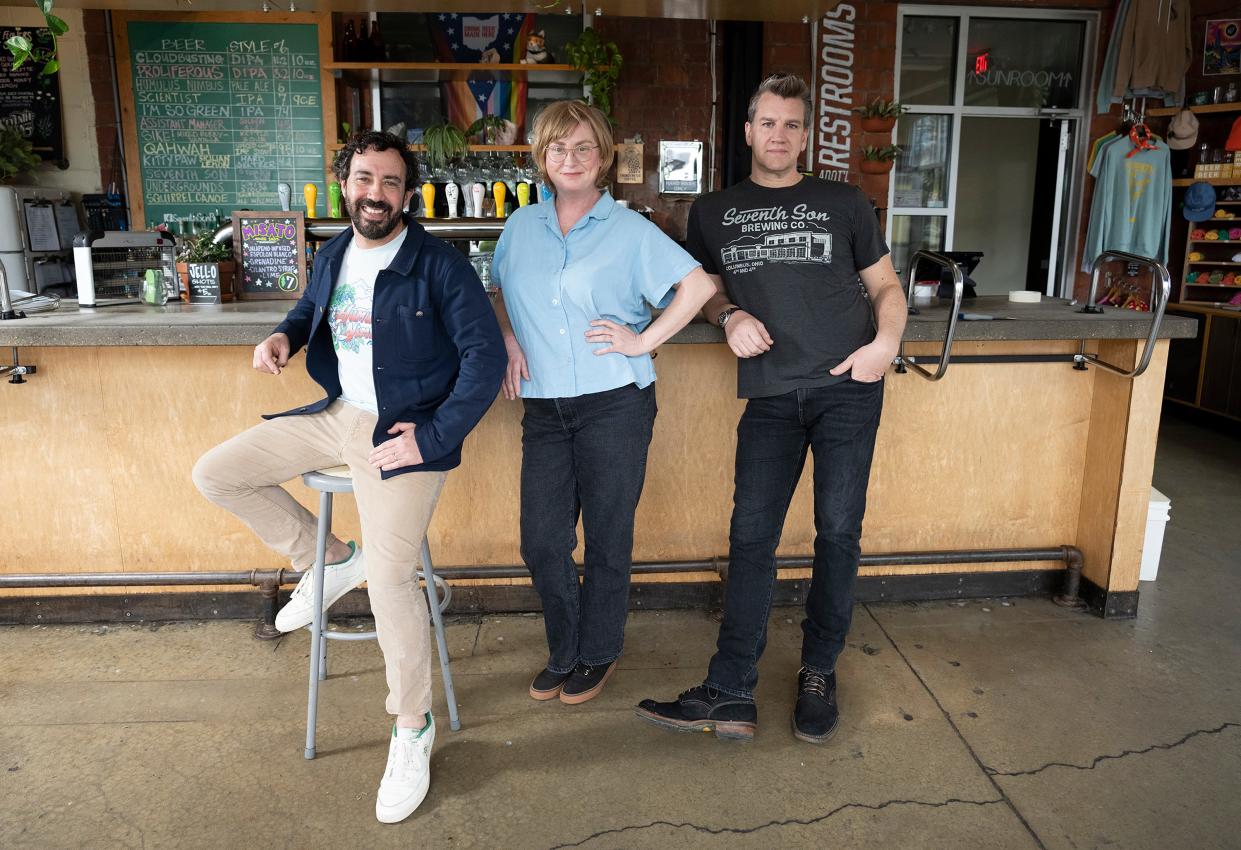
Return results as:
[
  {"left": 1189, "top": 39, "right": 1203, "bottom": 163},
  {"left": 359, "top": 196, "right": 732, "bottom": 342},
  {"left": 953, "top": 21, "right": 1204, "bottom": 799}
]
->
[
  {"left": 1075, "top": 250, "right": 1171, "bottom": 379},
  {"left": 895, "top": 250, "right": 964, "bottom": 381},
  {"left": 0, "top": 545, "right": 1085, "bottom": 607}
]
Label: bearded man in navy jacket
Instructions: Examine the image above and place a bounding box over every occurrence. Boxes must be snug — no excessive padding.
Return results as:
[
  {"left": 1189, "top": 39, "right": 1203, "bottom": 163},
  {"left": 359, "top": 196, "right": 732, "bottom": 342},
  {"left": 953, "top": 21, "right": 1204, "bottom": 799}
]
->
[{"left": 193, "top": 130, "right": 505, "bottom": 824}]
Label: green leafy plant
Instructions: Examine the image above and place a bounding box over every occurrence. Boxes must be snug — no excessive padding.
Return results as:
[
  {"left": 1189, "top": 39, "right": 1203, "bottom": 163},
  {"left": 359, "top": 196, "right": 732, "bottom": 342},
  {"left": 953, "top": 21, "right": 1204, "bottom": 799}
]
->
[
  {"left": 467, "top": 115, "right": 509, "bottom": 145},
  {"left": 853, "top": 97, "right": 905, "bottom": 119},
  {"left": 860, "top": 144, "right": 902, "bottom": 161},
  {"left": 176, "top": 231, "right": 232, "bottom": 264},
  {"left": 421, "top": 121, "right": 468, "bottom": 170},
  {"left": 0, "top": 126, "right": 41, "bottom": 181},
  {"left": 563, "top": 28, "right": 623, "bottom": 120},
  {"left": 4, "top": 0, "right": 67, "bottom": 76}
]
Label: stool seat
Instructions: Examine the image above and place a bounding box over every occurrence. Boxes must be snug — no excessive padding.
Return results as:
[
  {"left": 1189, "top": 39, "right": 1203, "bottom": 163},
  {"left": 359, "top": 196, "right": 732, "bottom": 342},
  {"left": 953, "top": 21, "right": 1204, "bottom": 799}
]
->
[{"left": 302, "top": 466, "right": 355, "bottom": 493}]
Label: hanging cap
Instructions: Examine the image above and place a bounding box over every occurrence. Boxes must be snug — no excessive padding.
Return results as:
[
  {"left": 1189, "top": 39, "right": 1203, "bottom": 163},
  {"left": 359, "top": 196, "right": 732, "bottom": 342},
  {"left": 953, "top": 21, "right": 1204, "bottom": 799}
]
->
[
  {"left": 1167, "top": 109, "right": 1199, "bottom": 150},
  {"left": 1227, "top": 116, "right": 1241, "bottom": 152},
  {"left": 1183, "top": 182, "right": 1216, "bottom": 222}
]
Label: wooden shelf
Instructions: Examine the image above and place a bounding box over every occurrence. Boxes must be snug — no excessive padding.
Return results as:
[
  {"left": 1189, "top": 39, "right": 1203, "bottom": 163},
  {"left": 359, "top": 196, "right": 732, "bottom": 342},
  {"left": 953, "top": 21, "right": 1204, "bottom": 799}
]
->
[
  {"left": 1149, "top": 102, "right": 1241, "bottom": 117},
  {"left": 323, "top": 62, "right": 578, "bottom": 72},
  {"left": 1185, "top": 261, "right": 1241, "bottom": 266},
  {"left": 326, "top": 143, "right": 530, "bottom": 153},
  {"left": 1173, "top": 178, "right": 1241, "bottom": 187}
]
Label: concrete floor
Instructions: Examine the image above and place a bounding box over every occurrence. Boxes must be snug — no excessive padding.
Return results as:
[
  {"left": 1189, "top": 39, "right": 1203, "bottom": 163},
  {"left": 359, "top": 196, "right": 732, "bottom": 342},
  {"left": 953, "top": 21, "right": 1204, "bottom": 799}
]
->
[{"left": 2, "top": 411, "right": 1238, "bottom": 849}]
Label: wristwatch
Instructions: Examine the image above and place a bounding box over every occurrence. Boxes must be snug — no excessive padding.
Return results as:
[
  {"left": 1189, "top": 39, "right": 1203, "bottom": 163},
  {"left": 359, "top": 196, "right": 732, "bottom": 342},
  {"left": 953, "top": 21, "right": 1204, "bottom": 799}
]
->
[{"left": 717, "top": 306, "right": 741, "bottom": 328}]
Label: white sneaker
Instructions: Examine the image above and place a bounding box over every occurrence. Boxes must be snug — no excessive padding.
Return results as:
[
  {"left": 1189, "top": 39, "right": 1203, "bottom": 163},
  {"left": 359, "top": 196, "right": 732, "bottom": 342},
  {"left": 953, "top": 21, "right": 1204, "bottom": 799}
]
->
[
  {"left": 375, "top": 714, "right": 435, "bottom": 824},
  {"left": 275, "top": 541, "right": 366, "bottom": 633}
]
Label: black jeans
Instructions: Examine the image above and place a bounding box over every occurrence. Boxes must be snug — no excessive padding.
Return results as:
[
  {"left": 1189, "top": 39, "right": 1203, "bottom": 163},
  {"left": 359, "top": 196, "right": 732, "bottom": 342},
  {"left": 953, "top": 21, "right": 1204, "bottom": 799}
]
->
[
  {"left": 520, "top": 383, "right": 657, "bottom": 674},
  {"left": 706, "top": 379, "right": 884, "bottom": 699}
]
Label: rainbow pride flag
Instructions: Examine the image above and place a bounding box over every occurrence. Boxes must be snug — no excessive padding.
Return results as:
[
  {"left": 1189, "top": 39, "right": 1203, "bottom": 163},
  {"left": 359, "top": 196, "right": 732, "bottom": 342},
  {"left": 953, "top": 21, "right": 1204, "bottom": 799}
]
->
[{"left": 428, "top": 13, "right": 535, "bottom": 138}]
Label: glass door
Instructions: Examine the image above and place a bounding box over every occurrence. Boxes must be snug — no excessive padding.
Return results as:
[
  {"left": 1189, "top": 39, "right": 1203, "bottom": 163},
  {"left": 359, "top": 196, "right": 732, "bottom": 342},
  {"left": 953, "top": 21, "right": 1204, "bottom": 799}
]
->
[{"left": 891, "top": 8, "right": 1094, "bottom": 297}]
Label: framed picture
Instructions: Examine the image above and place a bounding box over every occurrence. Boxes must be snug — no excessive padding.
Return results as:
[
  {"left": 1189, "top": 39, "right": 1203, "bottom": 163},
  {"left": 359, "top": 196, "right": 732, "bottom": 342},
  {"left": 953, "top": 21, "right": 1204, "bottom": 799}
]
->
[
  {"left": 658, "top": 140, "right": 703, "bottom": 194},
  {"left": 1203, "top": 19, "right": 1241, "bottom": 77}
]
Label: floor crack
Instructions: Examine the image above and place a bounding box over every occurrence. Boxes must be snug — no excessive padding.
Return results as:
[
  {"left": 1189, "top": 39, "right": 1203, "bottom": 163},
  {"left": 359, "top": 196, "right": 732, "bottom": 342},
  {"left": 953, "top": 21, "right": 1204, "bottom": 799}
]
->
[
  {"left": 547, "top": 797, "right": 1004, "bottom": 848},
  {"left": 987, "top": 721, "right": 1241, "bottom": 778}
]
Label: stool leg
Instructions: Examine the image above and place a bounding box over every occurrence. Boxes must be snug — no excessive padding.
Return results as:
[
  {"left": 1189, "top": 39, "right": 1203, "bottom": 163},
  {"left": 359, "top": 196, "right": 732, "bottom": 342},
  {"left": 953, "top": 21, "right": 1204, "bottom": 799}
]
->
[
  {"left": 305, "top": 490, "right": 332, "bottom": 760},
  {"left": 421, "top": 538, "right": 460, "bottom": 732}
]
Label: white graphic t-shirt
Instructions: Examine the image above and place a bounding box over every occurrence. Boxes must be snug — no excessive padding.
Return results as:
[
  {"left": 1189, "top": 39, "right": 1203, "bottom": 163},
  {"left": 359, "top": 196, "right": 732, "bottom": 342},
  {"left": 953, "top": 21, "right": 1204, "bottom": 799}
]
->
[{"left": 328, "top": 227, "right": 408, "bottom": 414}]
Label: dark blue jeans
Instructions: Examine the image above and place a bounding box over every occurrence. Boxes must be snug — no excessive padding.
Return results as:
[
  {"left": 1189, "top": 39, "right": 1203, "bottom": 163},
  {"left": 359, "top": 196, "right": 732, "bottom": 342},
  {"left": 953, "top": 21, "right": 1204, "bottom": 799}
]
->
[
  {"left": 706, "top": 379, "right": 884, "bottom": 699},
  {"left": 520, "top": 382, "right": 656, "bottom": 674}
]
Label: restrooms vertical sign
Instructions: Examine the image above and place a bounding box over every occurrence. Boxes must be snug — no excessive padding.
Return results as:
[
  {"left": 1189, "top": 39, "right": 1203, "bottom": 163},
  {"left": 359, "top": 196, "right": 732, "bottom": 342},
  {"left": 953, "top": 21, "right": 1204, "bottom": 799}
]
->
[{"left": 814, "top": 4, "right": 856, "bottom": 182}]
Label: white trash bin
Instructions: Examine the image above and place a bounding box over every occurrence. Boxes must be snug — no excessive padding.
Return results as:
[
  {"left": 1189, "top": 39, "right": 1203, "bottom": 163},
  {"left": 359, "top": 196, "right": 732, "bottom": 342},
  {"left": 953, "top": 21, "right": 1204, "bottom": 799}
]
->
[{"left": 1140, "top": 487, "right": 1171, "bottom": 582}]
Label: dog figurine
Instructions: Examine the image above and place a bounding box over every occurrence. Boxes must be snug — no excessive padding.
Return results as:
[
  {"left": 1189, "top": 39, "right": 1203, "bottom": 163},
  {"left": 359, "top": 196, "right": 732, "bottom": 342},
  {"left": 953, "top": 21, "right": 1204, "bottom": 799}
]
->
[{"left": 520, "top": 31, "right": 553, "bottom": 64}]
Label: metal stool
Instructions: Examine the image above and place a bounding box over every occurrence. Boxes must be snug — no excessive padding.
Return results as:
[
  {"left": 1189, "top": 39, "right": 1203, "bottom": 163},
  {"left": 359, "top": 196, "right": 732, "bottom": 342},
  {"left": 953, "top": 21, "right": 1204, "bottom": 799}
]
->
[{"left": 300, "top": 465, "right": 460, "bottom": 760}]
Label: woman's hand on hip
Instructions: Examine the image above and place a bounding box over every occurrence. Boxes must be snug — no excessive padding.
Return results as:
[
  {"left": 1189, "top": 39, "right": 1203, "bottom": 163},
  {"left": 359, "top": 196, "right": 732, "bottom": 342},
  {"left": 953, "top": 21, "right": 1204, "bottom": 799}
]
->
[{"left": 586, "top": 319, "right": 647, "bottom": 357}]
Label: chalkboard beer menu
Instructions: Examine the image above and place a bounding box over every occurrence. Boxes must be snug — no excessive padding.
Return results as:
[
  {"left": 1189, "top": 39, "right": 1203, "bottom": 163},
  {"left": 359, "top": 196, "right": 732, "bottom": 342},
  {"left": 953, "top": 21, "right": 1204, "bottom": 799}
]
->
[
  {"left": 122, "top": 19, "right": 325, "bottom": 229},
  {"left": 0, "top": 26, "right": 65, "bottom": 164},
  {"left": 233, "top": 211, "right": 306, "bottom": 300}
]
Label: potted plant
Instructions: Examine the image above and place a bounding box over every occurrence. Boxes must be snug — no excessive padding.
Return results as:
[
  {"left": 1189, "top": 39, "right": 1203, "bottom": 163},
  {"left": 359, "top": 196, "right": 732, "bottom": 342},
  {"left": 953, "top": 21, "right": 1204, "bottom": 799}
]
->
[
  {"left": 859, "top": 144, "right": 901, "bottom": 175},
  {"left": 421, "top": 121, "right": 468, "bottom": 171},
  {"left": 175, "top": 231, "right": 235, "bottom": 301},
  {"left": 467, "top": 114, "right": 516, "bottom": 146},
  {"left": 563, "top": 28, "right": 623, "bottom": 121},
  {"left": 0, "top": 126, "right": 40, "bottom": 182},
  {"left": 854, "top": 97, "right": 905, "bottom": 133}
]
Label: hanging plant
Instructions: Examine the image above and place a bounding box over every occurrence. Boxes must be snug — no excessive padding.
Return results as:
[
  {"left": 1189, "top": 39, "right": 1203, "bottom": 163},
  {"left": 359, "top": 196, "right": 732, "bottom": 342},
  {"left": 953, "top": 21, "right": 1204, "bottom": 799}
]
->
[
  {"left": 563, "top": 28, "right": 623, "bottom": 121},
  {"left": 4, "top": 0, "right": 67, "bottom": 76},
  {"left": 853, "top": 97, "right": 905, "bottom": 133},
  {"left": 421, "top": 121, "right": 468, "bottom": 171},
  {"left": 860, "top": 144, "right": 901, "bottom": 175}
]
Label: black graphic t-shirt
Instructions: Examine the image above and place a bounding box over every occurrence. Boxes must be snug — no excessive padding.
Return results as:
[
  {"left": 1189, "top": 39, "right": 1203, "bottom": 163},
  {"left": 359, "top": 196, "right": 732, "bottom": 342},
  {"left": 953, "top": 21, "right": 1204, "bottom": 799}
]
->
[{"left": 686, "top": 176, "right": 889, "bottom": 398}]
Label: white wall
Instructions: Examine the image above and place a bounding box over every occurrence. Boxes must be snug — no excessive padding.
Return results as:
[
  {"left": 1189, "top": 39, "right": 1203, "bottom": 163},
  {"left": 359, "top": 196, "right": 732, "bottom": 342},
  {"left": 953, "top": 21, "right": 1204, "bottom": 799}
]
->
[{"left": 2, "top": 7, "right": 101, "bottom": 194}]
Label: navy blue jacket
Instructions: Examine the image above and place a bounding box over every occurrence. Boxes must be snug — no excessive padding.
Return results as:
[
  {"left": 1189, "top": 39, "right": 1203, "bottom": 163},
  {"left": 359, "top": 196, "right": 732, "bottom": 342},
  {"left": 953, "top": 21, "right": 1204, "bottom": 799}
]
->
[{"left": 266, "top": 216, "right": 506, "bottom": 477}]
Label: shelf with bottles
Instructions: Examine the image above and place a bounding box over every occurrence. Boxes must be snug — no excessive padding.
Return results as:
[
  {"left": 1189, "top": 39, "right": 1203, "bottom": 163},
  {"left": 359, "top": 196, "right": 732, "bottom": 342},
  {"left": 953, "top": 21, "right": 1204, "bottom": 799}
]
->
[{"left": 1150, "top": 102, "right": 1241, "bottom": 117}]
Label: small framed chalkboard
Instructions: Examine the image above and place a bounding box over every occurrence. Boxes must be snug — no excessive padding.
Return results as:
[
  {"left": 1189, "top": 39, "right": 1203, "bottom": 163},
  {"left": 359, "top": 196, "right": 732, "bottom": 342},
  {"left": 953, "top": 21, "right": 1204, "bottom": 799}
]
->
[
  {"left": 232, "top": 211, "right": 306, "bottom": 301},
  {"left": 187, "top": 263, "right": 222, "bottom": 304}
]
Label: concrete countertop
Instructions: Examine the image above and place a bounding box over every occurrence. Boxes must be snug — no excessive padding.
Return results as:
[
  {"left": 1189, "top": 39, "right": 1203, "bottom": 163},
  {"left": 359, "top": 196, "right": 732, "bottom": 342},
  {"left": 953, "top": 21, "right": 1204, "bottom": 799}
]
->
[{"left": 0, "top": 294, "right": 1198, "bottom": 347}]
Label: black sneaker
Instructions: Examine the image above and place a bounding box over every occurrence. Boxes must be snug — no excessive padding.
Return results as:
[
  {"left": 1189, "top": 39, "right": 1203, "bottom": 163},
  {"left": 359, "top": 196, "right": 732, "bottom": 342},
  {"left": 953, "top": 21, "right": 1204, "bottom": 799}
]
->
[
  {"left": 528, "top": 667, "right": 573, "bottom": 701},
  {"left": 559, "top": 660, "right": 617, "bottom": 705},
  {"left": 792, "top": 667, "right": 839, "bottom": 744},
  {"left": 634, "top": 684, "right": 757, "bottom": 741}
]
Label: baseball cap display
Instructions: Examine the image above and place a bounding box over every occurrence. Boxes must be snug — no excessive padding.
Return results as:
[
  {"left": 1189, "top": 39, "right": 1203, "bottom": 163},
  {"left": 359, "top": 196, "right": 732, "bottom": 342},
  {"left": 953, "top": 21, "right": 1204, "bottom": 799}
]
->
[
  {"left": 1227, "top": 116, "right": 1241, "bottom": 152},
  {"left": 1167, "top": 109, "right": 1200, "bottom": 150},
  {"left": 1183, "top": 182, "right": 1216, "bottom": 221}
]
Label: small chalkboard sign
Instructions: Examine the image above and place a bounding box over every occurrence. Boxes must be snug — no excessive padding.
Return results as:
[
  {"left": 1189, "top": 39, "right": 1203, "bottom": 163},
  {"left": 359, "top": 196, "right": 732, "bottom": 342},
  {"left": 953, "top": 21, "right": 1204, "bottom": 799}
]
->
[
  {"left": 232, "top": 211, "right": 306, "bottom": 301},
  {"left": 187, "top": 262, "right": 222, "bottom": 304}
]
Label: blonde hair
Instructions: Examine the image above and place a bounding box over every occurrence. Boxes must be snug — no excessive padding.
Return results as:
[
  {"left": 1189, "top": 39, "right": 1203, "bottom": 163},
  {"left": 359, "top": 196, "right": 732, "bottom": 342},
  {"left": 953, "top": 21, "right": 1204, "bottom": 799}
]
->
[{"left": 531, "top": 100, "right": 615, "bottom": 190}]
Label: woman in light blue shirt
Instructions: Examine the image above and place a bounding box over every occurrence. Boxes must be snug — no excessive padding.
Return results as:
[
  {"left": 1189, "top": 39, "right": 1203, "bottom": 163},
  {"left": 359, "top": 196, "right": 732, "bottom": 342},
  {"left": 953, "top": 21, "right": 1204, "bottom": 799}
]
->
[{"left": 492, "top": 100, "right": 715, "bottom": 706}]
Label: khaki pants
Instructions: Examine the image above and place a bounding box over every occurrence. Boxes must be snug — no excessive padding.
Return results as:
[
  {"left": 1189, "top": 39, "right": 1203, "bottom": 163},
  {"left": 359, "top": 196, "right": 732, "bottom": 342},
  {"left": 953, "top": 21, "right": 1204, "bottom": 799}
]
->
[{"left": 192, "top": 399, "right": 446, "bottom": 718}]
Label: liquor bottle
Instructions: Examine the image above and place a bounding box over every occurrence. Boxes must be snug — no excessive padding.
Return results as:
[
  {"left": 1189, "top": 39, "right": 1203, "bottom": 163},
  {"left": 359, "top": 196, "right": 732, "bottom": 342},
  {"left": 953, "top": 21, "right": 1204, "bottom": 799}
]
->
[
  {"left": 368, "top": 20, "right": 386, "bottom": 62},
  {"left": 341, "top": 21, "right": 357, "bottom": 62}
]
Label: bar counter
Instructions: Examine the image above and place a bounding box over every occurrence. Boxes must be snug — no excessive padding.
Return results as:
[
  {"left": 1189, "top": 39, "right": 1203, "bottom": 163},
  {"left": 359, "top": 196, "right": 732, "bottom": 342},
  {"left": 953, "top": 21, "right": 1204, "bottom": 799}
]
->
[{"left": 0, "top": 296, "right": 1198, "bottom": 619}]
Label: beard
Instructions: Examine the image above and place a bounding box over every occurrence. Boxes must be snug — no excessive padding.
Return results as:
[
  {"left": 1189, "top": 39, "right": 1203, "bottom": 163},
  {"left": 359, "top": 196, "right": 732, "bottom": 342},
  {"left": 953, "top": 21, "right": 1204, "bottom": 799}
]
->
[{"left": 345, "top": 196, "right": 404, "bottom": 241}]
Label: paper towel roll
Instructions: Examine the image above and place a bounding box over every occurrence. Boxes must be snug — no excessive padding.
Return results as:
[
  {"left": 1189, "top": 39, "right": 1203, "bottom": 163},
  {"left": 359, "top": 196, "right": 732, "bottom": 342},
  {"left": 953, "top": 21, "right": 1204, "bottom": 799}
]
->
[{"left": 1008, "top": 291, "right": 1041, "bottom": 303}]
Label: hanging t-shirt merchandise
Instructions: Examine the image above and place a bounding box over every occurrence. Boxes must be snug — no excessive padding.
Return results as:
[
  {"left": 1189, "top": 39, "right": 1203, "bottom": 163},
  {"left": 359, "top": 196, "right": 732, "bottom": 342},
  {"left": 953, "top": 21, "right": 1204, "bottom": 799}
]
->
[
  {"left": 686, "top": 176, "right": 889, "bottom": 399},
  {"left": 327, "top": 227, "right": 409, "bottom": 415}
]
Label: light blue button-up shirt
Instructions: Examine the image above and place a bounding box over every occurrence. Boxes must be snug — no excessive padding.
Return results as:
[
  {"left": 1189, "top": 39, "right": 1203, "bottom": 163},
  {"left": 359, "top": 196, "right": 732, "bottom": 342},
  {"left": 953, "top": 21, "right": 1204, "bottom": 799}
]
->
[{"left": 492, "top": 192, "right": 701, "bottom": 399}]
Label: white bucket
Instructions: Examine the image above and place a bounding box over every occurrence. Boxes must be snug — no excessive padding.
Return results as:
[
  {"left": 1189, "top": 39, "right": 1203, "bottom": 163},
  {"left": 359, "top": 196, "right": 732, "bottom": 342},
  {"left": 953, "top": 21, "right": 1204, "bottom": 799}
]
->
[{"left": 1140, "top": 487, "right": 1171, "bottom": 582}]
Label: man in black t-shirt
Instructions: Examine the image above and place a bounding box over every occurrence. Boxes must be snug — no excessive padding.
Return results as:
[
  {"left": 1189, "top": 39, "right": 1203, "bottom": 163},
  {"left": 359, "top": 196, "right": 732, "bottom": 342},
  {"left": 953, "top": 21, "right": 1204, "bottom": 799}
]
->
[{"left": 636, "top": 74, "right": 907, "bottom": 744}]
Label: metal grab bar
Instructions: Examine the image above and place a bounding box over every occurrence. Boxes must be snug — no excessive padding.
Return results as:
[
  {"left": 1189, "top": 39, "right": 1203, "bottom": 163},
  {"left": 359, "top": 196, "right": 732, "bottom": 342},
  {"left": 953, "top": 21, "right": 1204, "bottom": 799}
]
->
[
  {"left": 211, "top": 218, "right": 507, "bottom": 246},
  {"left": 1075, "top": 250, "right": 1170, "bottom": 379},
  {"left": 895, "top": 250, "right": 964, "bottom": 381}
]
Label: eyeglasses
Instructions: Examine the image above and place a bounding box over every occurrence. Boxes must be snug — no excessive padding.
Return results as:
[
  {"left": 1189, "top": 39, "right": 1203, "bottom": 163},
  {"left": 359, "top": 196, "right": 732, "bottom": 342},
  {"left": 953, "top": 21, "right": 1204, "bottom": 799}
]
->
[{"left": 546, "top": 143, "right": 600, "bottom": 163}]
